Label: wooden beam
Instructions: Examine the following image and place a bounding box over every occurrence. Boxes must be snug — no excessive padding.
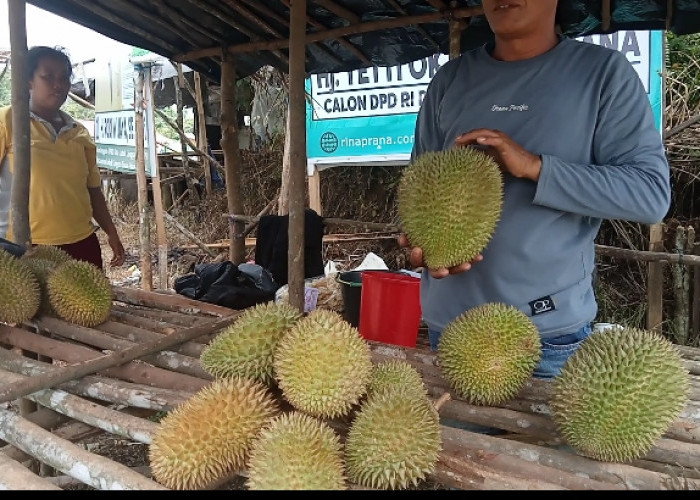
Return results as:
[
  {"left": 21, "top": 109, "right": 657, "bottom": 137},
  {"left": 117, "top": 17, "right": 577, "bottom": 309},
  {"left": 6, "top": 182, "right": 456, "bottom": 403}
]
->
[
  {"left": 174, "top": 5, "right": 485, "bottom": 62},
  {"left": 243, "top": 0, "right": 364, "bottom": 65},
  {"left": 69, "top": 0, "right": 181, "bottom": 54},
  {"left": 602, "top": 0, "right": 612, "bottom": 31},
  {"left": 0, "top": 313, "right": 238, "bottom": 405},
  {"left": 312, "top": 0, "right": 361, "bottom": 24},
  {"left": 384, "top": 0, "right": 440, "bottom": 51},
  {"left": 288, "top": 0, "right": 308, "bottom": 311},
  {"left": 182, "top": 0, "right": 290, "bottom": 67}
]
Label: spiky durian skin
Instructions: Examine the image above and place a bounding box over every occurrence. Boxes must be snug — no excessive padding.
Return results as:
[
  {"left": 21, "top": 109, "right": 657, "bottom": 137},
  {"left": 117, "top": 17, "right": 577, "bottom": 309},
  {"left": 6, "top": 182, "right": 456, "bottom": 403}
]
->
[
  {"left": 22, "top": 244, "right": 72, "bottom": 266},
  {"left": 246, "top": 411, "right": 347, "bottom": 490},
  {"left": 46, "top": 260, "right": 113, "bottom": 327},
  {"left": 397, "top": 147, "right": 503, "bottom": 269},
  {"left": 368, "top": 359, "right": 428, "bottom": 402},
  {"left": 200, "top": 301, "right": 302, "bottom": 383},
  {"left": 273, "top": 308, "right": 373, "bottom": 419},
  {"left": 0, "top": 249, "right": 40, "bottom": 324},
  {"left": 21, "top": 257, "right": 58, "bottom": 316},
  {"left": 149, "top": 377, "right": 280, "bottom": 490},
  {"left": 550, "top": 328, "right": 690, "bottom": 463},
  {"left": 345, "top": 387, "right": 441, "bottom": 490},
  {"left": 438, "top": 302, "right": 541, "bottom": 406}
]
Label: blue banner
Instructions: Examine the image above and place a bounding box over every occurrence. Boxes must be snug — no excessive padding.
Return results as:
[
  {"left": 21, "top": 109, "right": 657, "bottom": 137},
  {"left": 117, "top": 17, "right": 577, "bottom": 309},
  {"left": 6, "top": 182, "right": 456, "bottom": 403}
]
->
[{"left": 306, "top": 31, "right": 665, "bottom": 169}]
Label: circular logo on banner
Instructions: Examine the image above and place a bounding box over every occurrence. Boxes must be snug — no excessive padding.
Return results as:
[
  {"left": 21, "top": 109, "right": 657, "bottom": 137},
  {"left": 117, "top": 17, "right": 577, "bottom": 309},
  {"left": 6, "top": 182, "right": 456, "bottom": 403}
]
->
[{"left": 320, "top": 132, "right": 338, "bottom": 153}]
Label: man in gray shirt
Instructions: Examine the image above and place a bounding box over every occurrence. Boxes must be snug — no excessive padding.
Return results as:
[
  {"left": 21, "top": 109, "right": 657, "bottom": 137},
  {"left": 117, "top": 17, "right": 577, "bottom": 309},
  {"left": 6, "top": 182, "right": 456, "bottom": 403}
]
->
[{"left": 401, "top": 0, "right": 670, "bottom": 378}]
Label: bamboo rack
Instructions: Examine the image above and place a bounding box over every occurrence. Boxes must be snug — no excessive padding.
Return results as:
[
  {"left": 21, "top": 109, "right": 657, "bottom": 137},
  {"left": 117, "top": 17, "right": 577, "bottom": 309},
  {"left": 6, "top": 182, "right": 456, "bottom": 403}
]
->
[{"left": 1, "top": 288, "right": 699, "bottom": 490}]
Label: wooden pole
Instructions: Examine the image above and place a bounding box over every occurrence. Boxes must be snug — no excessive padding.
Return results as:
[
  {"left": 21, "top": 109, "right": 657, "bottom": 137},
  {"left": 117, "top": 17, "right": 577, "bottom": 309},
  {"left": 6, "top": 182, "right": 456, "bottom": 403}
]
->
[
  {"left": 175, "top": 64, "right": 200, "bottom": 203},
  {"left": 647, "top": 224, "right": 665, "bottom": 333},
  {"left": 8, "top": 0, "right": 30, "bottom": 248},
  {"left": 220, "top": 53, "right": 245, "bottom": 264},
  {"left": 8, "top": 0, "right": 38, "bottom": 473},
  {"left": 287, "top": 0, "right": 307, "bottom": 312},
  {"left": 449, "top": 1, "right": 461, "bottom": 59},
  {"left": 144, "top": 68, "right": 169, "bottom": 290},
  {"left": 134, "top": 68, "right": 154, "bottom": 291},
  {"left": 692, "top": 232, "right": 700, "bottom": 340},
  {"left": 278, "top": 110, "right": 291, "bottom": 216},
  {"left": 194, "top": 72, "right": 212, "bottom": 195}
]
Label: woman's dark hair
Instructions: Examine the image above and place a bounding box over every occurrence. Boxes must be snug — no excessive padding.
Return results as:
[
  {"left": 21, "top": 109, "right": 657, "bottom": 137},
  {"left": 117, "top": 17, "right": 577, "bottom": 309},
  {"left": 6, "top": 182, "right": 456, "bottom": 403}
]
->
[{"left": 26, "top": 46, "right": 72, "bottom": 81}]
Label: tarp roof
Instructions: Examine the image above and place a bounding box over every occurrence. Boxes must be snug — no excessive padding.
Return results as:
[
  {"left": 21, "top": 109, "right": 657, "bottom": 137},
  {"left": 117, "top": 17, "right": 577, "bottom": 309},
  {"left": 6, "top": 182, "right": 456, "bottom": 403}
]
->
[{"left": 27, "top": 1, "right": 700, "bottom": 83}]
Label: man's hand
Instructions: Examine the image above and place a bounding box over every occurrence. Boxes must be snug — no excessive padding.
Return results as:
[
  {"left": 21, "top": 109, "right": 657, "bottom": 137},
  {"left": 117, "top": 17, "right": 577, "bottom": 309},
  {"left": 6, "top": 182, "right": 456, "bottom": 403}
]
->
[
  {"left": 455, "top": 129, "right": 542, "bottom": 182},
  {"left": 108, "top": 235, "right": 126, "bottom": 268},
  {"left": 398, "top": 233, "right": 483, "bottom": 279}
]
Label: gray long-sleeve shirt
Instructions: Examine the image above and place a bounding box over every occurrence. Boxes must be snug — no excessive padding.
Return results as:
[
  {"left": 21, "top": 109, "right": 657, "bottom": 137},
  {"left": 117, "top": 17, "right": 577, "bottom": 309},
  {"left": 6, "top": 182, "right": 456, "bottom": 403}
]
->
[{"left": 411, "top": 37, "right": 670, "bottom": 338}]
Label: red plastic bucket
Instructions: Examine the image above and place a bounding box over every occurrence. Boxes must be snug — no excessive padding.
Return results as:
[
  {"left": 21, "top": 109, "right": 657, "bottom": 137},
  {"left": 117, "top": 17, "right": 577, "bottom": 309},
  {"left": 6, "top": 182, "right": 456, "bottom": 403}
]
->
[{"left": 359, "top": 271, "right": 422, "bottom": 347}]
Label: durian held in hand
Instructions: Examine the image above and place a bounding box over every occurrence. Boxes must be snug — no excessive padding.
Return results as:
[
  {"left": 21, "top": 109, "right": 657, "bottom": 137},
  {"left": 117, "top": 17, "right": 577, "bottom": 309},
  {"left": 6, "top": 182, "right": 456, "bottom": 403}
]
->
[
  {"left": 397, "top": 147, "right": 504, "bottom": 271},
  {"left": 550, "top": 326, "right": 690, "bottom": 463}
]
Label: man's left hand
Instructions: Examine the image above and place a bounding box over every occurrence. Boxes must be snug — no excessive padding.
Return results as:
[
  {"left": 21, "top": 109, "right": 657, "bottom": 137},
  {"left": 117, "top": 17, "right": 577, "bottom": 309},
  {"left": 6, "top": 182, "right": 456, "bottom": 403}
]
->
[
  {"left": 108, "top": 235, "right": 126, "bottom": 267},
  {"left": 455, "top": 128, "right": 542, "bottom": 182}
]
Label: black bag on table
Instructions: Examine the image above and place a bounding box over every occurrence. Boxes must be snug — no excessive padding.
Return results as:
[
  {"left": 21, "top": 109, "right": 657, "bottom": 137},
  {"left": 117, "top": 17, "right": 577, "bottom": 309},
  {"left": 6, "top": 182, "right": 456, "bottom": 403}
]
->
[{"left": 173, "top": 261, "right": 279, "bottom": 310}]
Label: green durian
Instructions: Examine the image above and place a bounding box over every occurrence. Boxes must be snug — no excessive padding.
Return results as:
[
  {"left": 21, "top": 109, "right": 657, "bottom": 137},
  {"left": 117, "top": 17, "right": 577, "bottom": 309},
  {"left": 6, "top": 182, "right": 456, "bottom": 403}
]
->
[
  {"left": 246, "top": 411, "right": 347, "bottom": 490},
  {"left": 0, "top": 248, "right": 40, "bottom": 324},
  {"left": 367, "top": 359, "right": 428, "bottom": 401},
  {"left": 149, "top": 377, "right": 280, "bottom": 490},
  {"left": 273, "top": 308, "right": 373, "bottom": 419},
  {"left": 22, "top": 244, "right": 72, "bottom": 266},
  {"left": 345, "top": 387, "right": 442, "bottom": 490},
  {"left": 200, "top": 301, "right": 303, "bottom": 384},
  {"left": 47, "top": 259, "right": 113, "bottom": 327},
  {"left": 550, "top": 327, "right": 690, "bottom": 463},
  {"left": 438, "top": 302, "right": 541, "bottom": 406},
  {"left": 397, "top": 147, "right": 503, "bottom": 269},
  {"left": 21, "top": 257, "right": 58, "bottom": 316}
]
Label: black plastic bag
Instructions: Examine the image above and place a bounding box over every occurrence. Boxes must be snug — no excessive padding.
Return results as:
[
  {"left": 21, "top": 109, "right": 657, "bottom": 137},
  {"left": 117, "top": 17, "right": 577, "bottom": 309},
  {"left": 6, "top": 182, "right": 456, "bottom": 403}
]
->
[
  {"left": 0, "top": 237, "right": 26, "bottom": 258},
  {"left": 174, "top": 261, "right": 279, "bottom": 310}
]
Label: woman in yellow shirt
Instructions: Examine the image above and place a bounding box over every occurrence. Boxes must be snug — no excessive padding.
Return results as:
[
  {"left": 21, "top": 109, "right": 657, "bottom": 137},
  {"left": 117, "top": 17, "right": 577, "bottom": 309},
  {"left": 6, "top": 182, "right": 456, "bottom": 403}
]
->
[{"left": 0, "top": 46, "right": 124, "bottom": 270}]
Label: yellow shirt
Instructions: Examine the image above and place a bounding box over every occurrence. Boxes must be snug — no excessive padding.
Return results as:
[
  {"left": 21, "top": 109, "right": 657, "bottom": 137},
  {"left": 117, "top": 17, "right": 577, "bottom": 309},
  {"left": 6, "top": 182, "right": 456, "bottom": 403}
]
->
[{"left": 0, "top": 105, "right": 101, "bottom": 245}]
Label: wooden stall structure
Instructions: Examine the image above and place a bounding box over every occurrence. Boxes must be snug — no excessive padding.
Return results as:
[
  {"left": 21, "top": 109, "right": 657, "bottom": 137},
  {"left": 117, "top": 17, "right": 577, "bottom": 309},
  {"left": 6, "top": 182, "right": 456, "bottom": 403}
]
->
[{"left": 0, "top": 288, "right": 699, "bottom": 490}]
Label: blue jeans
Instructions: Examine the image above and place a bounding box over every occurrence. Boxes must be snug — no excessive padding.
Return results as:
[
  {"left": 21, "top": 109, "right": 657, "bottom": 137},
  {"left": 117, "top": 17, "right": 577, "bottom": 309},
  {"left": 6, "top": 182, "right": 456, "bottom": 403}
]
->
[{"left": 428, "top": 323, "right": 593, "bottom": 380}]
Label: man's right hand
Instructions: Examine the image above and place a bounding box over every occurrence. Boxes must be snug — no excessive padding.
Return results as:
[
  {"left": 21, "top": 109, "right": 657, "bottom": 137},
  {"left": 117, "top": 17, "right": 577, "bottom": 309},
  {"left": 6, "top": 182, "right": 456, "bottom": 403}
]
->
[{"left": 397, "top": 233, "right": 483, "bottom": 279}]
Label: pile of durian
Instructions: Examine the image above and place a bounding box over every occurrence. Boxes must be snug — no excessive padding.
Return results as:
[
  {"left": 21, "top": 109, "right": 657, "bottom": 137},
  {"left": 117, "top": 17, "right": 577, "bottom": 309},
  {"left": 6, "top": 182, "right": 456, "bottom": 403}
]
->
[
  {"left": 435, "top": 301, "right": 690, "bottom": 465},
  {"left": 148, "top": 302, "right": 442, "bottom": 490},
  {"left": 0, "top": 246, "right": 113, "bottom": 328}
]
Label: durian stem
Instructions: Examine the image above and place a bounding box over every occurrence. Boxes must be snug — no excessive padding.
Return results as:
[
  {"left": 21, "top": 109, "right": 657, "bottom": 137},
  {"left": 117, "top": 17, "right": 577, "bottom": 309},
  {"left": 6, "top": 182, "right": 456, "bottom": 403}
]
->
[{"left": 433, "top": 391, "right": 451, "bottom": 412}]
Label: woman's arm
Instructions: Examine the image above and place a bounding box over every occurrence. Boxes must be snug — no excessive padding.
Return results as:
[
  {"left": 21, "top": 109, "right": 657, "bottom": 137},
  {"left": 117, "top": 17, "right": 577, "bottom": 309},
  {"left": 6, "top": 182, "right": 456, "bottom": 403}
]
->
[{"left": 88, "top": 187, "right": 125, "bottom": 267}]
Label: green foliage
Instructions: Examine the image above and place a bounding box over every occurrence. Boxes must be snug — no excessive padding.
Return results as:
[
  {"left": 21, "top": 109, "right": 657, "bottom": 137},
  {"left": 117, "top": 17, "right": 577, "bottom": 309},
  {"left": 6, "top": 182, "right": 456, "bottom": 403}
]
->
[{"left": 666, "top": 32, "right": 700, "bottom": 109}]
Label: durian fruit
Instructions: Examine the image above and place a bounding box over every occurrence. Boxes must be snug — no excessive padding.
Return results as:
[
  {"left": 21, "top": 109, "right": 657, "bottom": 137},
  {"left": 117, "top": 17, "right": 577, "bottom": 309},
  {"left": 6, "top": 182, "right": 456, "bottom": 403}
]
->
[
  {"left": 47, "top": 259, "right": 113, "bottom": 327},
  {"left": 367, "top": 359, "right": 428, "bottom": 401},
  {"left": 200, "top": 301, "right": 303, "bottom": 384},
  {"left": 273, "top": 308, "right": 373, "bottom": 419},
  {"left": 22, "top": 244, "right": 72, "bottom": 266},
  {"left": 149, "top": 377, "right": 280, "bottom": 490},
  {"left": 550, "top": 327, "right": 690, "bottom": 463},
  {"left": 345, "top": 386, "right": 442, "bottom": 490},
  {"left": 438, "top": 302, "right": 541, "bottom": 406},
  {"left": 0, "top": 248, "right": 40, "bottom": 324},
  {"left": 246, "top": 411, "right": 347, "bottom": 490},
  {"left": 21, "top": 257, "right": 58, "bottom": 316},
  {"left": 397, "top": 147, "right": 503, "bottom": 269}
]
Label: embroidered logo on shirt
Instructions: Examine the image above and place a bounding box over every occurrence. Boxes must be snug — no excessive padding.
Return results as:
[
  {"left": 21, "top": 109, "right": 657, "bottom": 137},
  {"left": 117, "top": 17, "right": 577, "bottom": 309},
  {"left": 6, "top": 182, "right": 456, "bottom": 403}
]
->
[
  {"left": 491, "top": 104, "right": 529, "bottom": 112},
  {"left": 529, "top": 296, "right": 555, "bottom": 316}
]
